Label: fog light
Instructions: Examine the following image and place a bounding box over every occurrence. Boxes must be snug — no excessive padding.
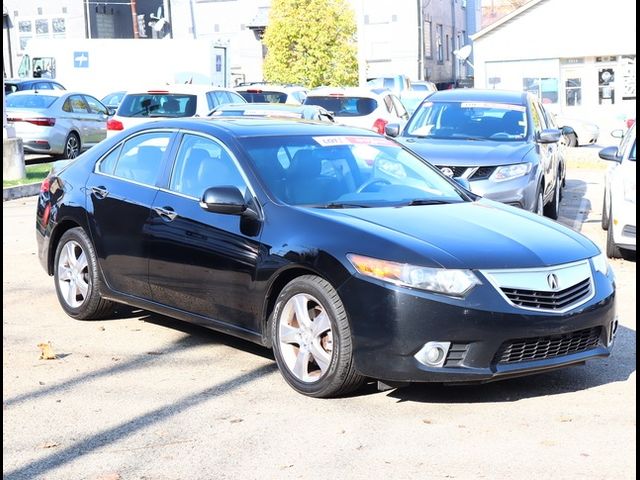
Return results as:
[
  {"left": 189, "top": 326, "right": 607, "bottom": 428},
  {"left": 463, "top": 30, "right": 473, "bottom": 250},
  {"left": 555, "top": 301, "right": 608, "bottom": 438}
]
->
[{"left": 414, "top": 341, "right": 451, "bottom": 368}]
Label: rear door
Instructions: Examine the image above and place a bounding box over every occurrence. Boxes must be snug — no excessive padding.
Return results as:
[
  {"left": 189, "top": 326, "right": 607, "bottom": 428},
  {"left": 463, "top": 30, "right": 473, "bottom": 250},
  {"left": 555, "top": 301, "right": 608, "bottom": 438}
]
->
[
  {"left": 85, "top": 130, "right": 174, "bottom": 299},
  {"left": 82, "top": 95, "right": 110, "bottom": 146}
]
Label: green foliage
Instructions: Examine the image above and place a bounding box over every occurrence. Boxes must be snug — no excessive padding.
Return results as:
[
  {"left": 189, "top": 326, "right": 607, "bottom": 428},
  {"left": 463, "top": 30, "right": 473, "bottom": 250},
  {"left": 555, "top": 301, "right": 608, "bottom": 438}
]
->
[{"left": 263, "top": 0, "right": 358, "bottom": 88}]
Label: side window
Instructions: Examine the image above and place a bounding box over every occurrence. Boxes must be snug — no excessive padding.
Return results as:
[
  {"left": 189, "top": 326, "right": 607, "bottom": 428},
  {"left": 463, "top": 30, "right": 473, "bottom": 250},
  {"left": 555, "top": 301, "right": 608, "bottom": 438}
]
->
[
  {"left": 113, "top": 132, "right": 171, "bottom": 186},
  {"left": 35, "top": 82, "right": 52, "bottom": 90},
  {"left": 62, "top": 98, "right": 72, "bottom": 113},
  {"left": 84, "top": 95, "right": 108, "bottom": 115},
  {"left": 97, "top": 145, "right": 123, "bottom": 175},
  {"left": 169, "top": 134, "right": 246, "bottom": 199},
  {"left": 529, "top": 100, "right": 543, "bottom": 134},
  {"left": 383, "top": 95, "right": 394, "bottom": 114},
  {"left": 52, "top": 82, "right": 65, "bottom": 90},
  {"left": 390, "top": 95, "right": 408, "bottom": 120},
  {"left": 69, "top": 95, "right": 90, "bottom": 114},
  {"left": 228, "top": 91, "right": 246, "bottom": 104}
]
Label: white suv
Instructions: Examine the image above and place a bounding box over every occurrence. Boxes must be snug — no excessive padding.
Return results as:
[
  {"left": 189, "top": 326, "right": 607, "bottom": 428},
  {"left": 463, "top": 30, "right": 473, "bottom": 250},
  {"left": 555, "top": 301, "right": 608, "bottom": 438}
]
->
[
  {"left": 107, "top": 84, "right": 246, "bottom": 136},
  {"left": 600, "top": 123, "right": 636, "bottom": 258},
  {"left": 304, "top": 87, "right": 409, "bottom": 134}
]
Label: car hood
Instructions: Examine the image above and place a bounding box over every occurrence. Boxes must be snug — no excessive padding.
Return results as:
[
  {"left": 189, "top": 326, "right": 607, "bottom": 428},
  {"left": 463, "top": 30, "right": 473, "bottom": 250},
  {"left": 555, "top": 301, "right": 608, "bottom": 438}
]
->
[
  {"left": 310, "top": 199, "right": 598, "bottom": 270},
  {"left": 397, "top": 137, "right": 533, "bottom": 167}
]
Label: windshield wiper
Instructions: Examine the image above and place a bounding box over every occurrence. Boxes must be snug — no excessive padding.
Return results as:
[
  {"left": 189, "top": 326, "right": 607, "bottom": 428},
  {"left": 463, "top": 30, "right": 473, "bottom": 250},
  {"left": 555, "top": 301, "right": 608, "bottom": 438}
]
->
[
  {"left": 319, "top": 202, "right": 372, "bottom": 209},
  {"left": 403, "top": 199, "right": 458, "bottom": 206}
]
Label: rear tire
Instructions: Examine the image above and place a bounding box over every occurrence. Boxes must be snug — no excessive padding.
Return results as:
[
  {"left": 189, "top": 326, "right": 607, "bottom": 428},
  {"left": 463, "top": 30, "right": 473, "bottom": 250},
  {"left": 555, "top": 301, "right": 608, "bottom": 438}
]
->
[
  {"left": 544, "top": 178, "right": 560, "bottom": 220},
  {"left": 271, "top": 275, "right": 365, "bottom": 398},
  {"left": 62, "top": 132, "right": 80, "bottom": 159},
  {"left": 54, "top": 227, "right": 116, "bottom": 319}
]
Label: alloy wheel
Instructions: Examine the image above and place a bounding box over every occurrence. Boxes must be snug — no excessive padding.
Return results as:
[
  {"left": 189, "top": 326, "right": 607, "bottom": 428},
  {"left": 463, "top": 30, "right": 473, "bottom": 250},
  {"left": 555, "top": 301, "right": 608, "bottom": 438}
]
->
[{"left": 57, "top": 240, "right": 89, "bottom": 308}]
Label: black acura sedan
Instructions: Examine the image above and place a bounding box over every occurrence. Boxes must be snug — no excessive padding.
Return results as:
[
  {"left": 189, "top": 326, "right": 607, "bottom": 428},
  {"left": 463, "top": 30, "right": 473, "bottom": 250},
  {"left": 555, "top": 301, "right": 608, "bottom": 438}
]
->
[{"left": 36, "top": 118, "right": 617, "bottom": 397}]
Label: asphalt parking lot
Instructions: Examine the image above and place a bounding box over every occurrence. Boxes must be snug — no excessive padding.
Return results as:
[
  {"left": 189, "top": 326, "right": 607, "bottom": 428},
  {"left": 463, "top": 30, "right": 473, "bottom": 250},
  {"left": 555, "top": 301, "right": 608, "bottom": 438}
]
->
[{"left": 3, "top": 148, "right": 636, "bottom": 480}]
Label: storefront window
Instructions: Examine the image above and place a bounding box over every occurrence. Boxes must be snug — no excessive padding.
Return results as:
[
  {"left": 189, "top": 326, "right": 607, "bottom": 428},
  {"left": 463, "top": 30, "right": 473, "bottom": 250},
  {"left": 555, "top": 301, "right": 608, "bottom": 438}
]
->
[{"left": 565, "top": 78, "right": 581, "bottom": 106}]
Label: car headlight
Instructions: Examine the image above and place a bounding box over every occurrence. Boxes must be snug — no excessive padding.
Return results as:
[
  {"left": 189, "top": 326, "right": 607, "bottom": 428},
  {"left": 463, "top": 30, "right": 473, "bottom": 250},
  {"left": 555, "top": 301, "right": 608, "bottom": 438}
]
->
[
  {"left": 347, "top": 254, "right": 480, "bottom": 297},
  {"left": 491, "top": 163, "right": 532, "bottom": 182},
  {"left": 591, "top": 251, "right": 609, "bottom": 275}
]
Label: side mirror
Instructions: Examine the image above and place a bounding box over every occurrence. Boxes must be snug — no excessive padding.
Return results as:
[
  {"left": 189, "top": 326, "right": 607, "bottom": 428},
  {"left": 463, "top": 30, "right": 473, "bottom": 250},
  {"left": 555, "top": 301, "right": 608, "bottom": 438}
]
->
[
  {"left": 106, "top": 107, "right": 116, "bottom": 116},
  {"left": 385, "top": 123, "right": 400, "bottom": 137},
  {"left": 537, "top": 128, "right": 561, "bottom": 144},
  {"left": 598, "top": 146, "right": 620, "bottom": 162},
  {"left": 200, "top": 186, "right": 249, "bottom": 215},
  {"left": 453, "top": 177, "right": 471, "bottom": 191},
  {"left": 610, "top": 129, "right": 625, "bottom": 139},
  {"left": 561, "top": 126, "right": 575, "bottom": 136}
]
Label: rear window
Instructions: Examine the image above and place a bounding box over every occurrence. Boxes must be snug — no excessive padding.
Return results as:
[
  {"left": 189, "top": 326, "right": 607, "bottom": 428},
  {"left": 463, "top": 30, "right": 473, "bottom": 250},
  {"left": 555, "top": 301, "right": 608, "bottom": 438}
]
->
[
  {"left": 238, "top": 91, "right": 288, "bottom": 103},
  {"left": 117, "top": 93, "right": 197, "bottom": 118},
  {"left": 6, "top": 94, "right": 58, "bottom": 109},
  {"left": 304, "top": 96, "right": 377, "bottom": 117}
]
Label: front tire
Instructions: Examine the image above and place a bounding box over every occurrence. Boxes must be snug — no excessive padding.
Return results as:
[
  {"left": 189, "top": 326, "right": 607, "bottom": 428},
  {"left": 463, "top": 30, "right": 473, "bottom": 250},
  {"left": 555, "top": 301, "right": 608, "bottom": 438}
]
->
[
  {"left": 271, "top": 275, "right": 365, "bottom": 398},
  {"left": 605, "top": 207, "right": 623, "bottom": 259},
  {"left": 54, "top": 227, "right": 115, "bottom": 319},
  {"left": 601, "top": 190, "right": 610, "bottom": 230}
]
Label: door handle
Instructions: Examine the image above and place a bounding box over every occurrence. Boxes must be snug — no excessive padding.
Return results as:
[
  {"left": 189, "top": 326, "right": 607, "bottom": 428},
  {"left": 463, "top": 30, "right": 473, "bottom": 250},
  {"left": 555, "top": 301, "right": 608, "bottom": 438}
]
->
[
  {"left": 153, "top": 206, "right": 178, "bottom": 222},
  {"left": 91, "top": 186, "right": 108, "bottom": 199}
]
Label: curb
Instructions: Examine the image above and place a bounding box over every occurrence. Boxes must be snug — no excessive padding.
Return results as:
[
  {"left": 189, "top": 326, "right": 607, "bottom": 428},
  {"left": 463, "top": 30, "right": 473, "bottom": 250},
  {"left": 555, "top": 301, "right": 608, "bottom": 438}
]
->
[{"left": 3, "top": 183, "right": 41, "bottom": 201}]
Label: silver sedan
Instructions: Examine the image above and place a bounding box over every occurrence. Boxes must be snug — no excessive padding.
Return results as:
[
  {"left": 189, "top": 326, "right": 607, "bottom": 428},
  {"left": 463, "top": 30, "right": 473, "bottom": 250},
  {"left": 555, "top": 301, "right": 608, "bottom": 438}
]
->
[{"left": 6, "top": 90, "right": 110, "bottom": 159}]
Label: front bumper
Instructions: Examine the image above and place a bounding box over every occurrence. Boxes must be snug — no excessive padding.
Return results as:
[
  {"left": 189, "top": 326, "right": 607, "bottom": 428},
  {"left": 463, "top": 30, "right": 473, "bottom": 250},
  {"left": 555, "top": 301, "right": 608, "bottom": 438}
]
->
[
  {"left": 611, "top": 199, "right": 636, "bottom": 251},
  {"left": 468, "top": 172, "right": 537, "bottom": 211},
  {"left": 338, "top": 270, "right": 616, "bottom": 383}
]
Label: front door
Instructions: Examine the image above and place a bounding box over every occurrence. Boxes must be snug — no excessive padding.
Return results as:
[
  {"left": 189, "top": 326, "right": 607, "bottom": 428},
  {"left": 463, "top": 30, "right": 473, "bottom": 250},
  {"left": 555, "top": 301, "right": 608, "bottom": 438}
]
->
[{"left": 147, "top": 133, "right": 263, "bottom": 332}]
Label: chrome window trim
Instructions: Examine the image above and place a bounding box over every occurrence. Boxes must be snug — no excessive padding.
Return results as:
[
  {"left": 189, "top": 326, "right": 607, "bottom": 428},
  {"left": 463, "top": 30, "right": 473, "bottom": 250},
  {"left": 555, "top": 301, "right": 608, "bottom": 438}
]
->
[{"left": 480, "top": 259, "right": 595, "bottom": 314}]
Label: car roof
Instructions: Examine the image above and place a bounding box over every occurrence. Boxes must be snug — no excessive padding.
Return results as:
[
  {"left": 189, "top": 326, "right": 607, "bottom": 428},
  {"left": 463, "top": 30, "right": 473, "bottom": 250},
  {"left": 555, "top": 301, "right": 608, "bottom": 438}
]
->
[
  {"left": 307, "top": 86, "right": 391, "bottom": 98},
  {"left": 235, "top": 84, "right": 306, "bottom": 92},
  {"left": 125, "top": 85, "right": 240, "bottom": 95},
  {"left": 126, "top": 117, "right": 376, "bottom": 138},
  {"left": 428, "top": 88, "right": 527, "bottom": 104},
  {"left": 6, "top": 89, "right": 69, "bottom": 97}
]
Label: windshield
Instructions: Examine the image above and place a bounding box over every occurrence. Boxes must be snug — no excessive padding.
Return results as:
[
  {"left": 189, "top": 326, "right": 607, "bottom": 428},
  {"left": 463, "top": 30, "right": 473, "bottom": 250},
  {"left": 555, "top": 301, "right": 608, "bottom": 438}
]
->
[
  {"left": 6, "top": 94, "right": 58, "bottom": 109},
  {"left": 304, "top": 96, "right": 377, "bottom": 117},
  {"left": 117, "top": 93, "right": 197, "bottom": 118},
  {"left": 238, "top": 91, "right": 288, "bottom": 103},
  {"left": 241, "top": 135, "right": 468, "bottom": 207},
  {"left": 405, "top": 101, "right": 528, "bottom": 141}
]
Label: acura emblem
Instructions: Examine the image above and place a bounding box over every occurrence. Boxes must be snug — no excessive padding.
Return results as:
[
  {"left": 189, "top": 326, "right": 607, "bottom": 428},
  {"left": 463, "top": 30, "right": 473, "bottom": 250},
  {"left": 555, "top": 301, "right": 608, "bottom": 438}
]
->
[
  {"left": 547, "top": 273, "right": 559, "bottom": 290},
  {"left": 440, "top": 167, "right": 454, "bottom": 177}
]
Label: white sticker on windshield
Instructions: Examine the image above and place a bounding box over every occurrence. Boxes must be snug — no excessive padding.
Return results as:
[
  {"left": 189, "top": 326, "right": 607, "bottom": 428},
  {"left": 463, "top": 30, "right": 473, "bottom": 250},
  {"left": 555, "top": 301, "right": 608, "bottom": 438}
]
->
[
  {"left": 460, "top": 102, "right": 526, "bottom": 112},
  {"left": 313, "top": 136, "right": 395, "bottom": 147}
]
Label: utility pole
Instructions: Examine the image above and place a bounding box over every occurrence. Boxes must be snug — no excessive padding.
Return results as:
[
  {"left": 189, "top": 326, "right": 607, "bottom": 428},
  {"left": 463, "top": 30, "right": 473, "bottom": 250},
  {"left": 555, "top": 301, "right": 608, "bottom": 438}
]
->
[
  {"left": 189, "top": 0, "right": 197, "bottom": 39},
  {"left": 417, "top": 0, "right": 424, "bottom": 80}
]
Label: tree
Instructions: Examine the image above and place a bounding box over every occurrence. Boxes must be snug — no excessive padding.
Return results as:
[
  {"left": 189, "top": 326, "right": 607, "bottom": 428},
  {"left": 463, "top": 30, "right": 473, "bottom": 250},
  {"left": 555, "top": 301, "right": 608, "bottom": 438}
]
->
[{"left": 262, "top": 0, "right": 358, "bottom": 87}]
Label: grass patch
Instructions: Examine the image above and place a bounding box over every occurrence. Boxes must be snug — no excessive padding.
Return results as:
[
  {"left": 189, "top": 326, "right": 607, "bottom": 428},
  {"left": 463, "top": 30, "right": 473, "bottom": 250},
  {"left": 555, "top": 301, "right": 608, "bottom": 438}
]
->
[{"left": 3, "top": 162, "right": 53, "bottom": 188}]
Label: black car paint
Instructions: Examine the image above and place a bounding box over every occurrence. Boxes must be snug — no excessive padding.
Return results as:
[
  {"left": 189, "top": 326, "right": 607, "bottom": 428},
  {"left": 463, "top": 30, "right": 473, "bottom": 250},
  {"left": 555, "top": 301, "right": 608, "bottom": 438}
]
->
[{"left": 36, "top": 118, "right": 615, "bottom": 384}]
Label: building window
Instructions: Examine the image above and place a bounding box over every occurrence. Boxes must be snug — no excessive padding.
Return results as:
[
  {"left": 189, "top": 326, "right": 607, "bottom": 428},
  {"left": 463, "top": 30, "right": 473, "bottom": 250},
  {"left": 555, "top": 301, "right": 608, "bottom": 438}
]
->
[
  {"left": 565, "top": 78, "right": 582, "bottom": 106},
  {"left": 364, "top": 15, "right": 369, "bottom": 25},
  {"left": 424, "top": 20, "right": 432, "bottom": 59},
  {"left": 214, "top": 24, "right": 220, "bottom": 33},
  {"left": 391, "top": 15, "right": 398, "bottom": 22},
  {"left": 523, "top": 77, "right": 559, "bottom": 104},
  {"left": 62, "top": 7, "right": 67, "bottom": 14},
  {"left": 598, "top": 68, "right": 615, "bottom": 105},
  {"left": 37, "top": 7, "right": 43, "bottom": 15},
  {"left": 436, "top": 24, "right": 443, "bottom": 63},
  {"left": 446, "top": 35, "right": 450, "bottom": 61}
]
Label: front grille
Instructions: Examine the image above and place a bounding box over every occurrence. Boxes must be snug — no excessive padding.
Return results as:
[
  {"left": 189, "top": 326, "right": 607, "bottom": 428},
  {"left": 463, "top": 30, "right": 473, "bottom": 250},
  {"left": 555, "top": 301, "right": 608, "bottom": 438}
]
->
[
  {"left": 495, "top": 327, "right": 602, "bottom": 364},
  {"left": 443, "top": 343, "right": 469, "bottom": 367},
  {"left": 438, "top": 166, "right": 468, "bottom": 177},
  {"left": 622, "top": 225, "right": 636, "bottom": 238},
  {"left": 470, "top": 166, "right": 495, "bottom": 180},
  {"left": 501, "top": 278, "right": 591, "bottom": 311}
]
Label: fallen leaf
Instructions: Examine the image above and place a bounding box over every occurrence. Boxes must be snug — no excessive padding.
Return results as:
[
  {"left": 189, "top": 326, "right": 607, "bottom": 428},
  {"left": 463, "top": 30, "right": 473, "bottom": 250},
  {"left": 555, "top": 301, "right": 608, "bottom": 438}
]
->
[
  {"left": 38, "top": 342, "right": 57, "bottom": 360},
  {"left": 41, "top": 441, "right": 59, "bottom": 449},
  {"left": 422, "top": 419, "right": 432, "bottom": 424},
  {"left": 230, "top": 418, "right": 244, "bottom": 424}
]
